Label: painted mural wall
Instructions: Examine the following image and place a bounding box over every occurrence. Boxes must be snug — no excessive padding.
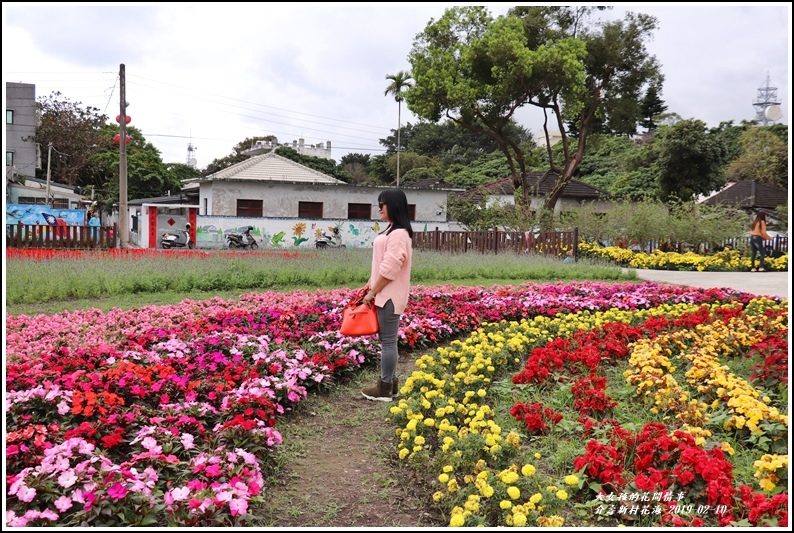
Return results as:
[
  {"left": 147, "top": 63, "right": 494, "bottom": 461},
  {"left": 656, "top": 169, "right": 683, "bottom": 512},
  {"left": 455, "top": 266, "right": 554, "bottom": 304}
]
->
[
  {"left": 194, "top": 217, "right": 440, "bottom": 249},
  {"left": 6, "top": 204, "right": 87, "bottom": 226}
]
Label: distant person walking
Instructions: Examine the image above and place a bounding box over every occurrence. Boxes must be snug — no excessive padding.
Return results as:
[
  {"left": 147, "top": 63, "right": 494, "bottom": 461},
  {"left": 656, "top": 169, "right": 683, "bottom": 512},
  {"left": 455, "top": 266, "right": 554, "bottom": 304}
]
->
[{"left": 749, "top": 212, "right": 773, "bottom": 272}]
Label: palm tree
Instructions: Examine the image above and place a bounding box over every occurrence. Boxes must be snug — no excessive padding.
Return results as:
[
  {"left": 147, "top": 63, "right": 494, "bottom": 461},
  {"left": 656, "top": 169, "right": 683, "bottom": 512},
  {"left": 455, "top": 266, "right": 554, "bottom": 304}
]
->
[{"left": 384, "top": 71, "right": 412, "bottom": 187}]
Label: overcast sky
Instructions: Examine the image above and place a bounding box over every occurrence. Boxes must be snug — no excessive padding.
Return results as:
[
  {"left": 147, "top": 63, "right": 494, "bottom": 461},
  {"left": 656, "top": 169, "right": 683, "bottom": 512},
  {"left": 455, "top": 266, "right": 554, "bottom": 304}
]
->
[{"left": 3, "top": 3, "right": 791, "bottom": 170}]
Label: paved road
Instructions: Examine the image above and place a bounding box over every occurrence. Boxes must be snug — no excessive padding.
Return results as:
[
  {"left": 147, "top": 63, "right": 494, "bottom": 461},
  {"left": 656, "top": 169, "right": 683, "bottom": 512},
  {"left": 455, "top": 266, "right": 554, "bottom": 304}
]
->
[{"left": 623, "top": 269, "right": 790, "bottom": 300}]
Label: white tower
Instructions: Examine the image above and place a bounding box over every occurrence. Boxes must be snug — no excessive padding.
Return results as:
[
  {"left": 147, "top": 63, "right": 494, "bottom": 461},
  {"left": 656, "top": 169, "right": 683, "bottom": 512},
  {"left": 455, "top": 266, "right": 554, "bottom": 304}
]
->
[{"left": 753, "top": 73, "right": 782, "bottom": 126}]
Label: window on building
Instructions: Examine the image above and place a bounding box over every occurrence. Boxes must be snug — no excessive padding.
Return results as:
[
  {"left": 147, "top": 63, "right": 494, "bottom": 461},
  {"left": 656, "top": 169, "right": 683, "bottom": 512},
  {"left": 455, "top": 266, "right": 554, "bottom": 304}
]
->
[
  {"left": 51, "top": 199, "right": 69, "bottom": 209},
  {"left": 347, "top": 203, "right": 371, "bottom": 220},
  {"left": 299, "top": 201, "right": 323, "bottom": 219},
  {"left": 408, "top": 204, "right": 416, "bottom": 221},
  {"left": 6, "top": 151, "right": 13, "bottom": 167},
  {"left": 6, "top": 110, "right": 14, "bottom": 124},
  {"left": 236, "top": 199, "right": 263, "bottom": 218},
  {"left": 203, "top": 198, "right": 208, "bottom": 216},
  {"left": 18, "top": 197, "right": 47, "bottom": 205}
]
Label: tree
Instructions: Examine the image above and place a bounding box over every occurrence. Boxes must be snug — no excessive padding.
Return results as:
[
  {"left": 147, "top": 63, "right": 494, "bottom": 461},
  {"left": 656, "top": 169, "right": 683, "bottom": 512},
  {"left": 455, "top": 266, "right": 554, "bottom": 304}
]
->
[
  {"left": 166, "top": 162, "right": 203, "bottom": 185},
  {"left": 405, "top": 6, "right": 662, "bottom": 226},
  {"left": 384, "top": 70, "right": 413, "bottom": 187},
  {"left": 274, "top": 146, "right": 352, "bottom": 183},
  {"left": 339, "top": 153, "right": 371, "bottom": 184},
  {"left": 639, "top": 84, "right": 667, "bottom": 132},
  {"left": 87, "top": 125, "right": 183, "bottom": 210},
  {"left": 725, "top": 127, "right": 788, "bottom": 188},
  {"left": 203, "top": 135, "right": 277, "bottom": 175},
  {"left": 30, "top": 91, "right": 108, "bottom": 186},
  {"left": 655, "top": 119, "right": 727, "bottom": 203}
]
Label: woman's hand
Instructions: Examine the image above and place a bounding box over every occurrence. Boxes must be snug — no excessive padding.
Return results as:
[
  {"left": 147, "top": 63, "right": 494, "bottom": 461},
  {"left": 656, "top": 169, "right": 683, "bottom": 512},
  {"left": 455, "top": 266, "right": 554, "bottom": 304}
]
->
[{"left": 362, "top": 290, "right": 375, "bottom": 306}]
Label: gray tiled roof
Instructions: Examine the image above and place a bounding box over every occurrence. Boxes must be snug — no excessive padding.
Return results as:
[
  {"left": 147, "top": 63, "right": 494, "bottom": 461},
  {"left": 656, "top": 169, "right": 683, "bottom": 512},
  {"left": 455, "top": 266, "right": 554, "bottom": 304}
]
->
[
  {"left": 700, "top": 180, "right": 788, "bottom": 211},
  {"left": 459, "top": 171, "right": 611, "bottom": 202},
  {"left": 205, "top": 152, "right": 345, "bottom": 184}
]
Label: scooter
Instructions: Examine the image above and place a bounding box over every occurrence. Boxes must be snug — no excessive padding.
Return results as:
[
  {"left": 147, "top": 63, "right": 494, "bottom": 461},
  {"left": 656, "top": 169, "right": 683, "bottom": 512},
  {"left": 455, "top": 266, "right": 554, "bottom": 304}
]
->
[
  {"left": 227, "top": 226, "right": 259, "bottom": 249},
  {"left": 315, "top": 227, "right": 346, "bottom": 249},
  {"left": 161, "top": 224, "right": 195, "bottom": 249}
]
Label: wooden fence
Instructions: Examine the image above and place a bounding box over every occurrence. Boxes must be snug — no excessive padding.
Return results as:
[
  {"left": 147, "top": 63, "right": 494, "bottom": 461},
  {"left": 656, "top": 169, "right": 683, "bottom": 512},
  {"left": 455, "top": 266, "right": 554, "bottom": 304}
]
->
[
  {"left": 413, "top": 228, "right": 579, "bottom": 257},
  {"left": 6, "top": 224, "right": 118, "bottom": 250}
]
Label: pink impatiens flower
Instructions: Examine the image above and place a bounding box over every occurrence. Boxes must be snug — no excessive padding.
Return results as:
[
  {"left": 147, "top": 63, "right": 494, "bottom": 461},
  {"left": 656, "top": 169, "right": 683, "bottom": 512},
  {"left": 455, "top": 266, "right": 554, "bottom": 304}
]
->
[
  {"left": 54, "top": 496, "right": 73, "bottom": 512},
  {"left": 107, "top": 482, "right": 127, "bottom": 500},
  {"left": 228, "top": 497, "right": 248, "bottom": 516},
  {"left": 204, "top": 464, "right": 222, "bottom": 477}
]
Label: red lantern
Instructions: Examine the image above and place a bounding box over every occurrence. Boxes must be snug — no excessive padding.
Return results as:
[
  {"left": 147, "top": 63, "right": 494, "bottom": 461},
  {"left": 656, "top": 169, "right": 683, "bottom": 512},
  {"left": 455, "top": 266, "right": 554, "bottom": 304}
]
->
[
  {"left": 115, "top": 115, "right": 132, "bottom": 124},
  {"left": 113, "top": 134, "right": 131, "bottom": 144}
]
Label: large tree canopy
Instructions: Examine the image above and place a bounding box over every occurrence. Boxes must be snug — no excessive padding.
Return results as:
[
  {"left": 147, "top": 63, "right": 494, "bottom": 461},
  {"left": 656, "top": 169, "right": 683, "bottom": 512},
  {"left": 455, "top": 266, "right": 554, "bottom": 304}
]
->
[
  {"left": 31, "top": 92, "right": 187, "bottom": 211},
  {"left": 405, "top": 6, "right": 662, "bottom": 224},
  {"left": 31, "top": 91, "right": 108, "bottom": 187},
  {"left": 725, "top": 127, "right": 788, "bottom": 188},
  {"left": 655, "top": 119, "right": 727, "bottom": 203}
]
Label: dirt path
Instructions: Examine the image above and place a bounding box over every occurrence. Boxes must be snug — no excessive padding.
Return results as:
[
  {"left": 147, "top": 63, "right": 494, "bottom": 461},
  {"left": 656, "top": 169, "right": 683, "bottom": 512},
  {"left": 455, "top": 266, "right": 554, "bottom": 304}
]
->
[{"left": 257, "top": 355, "right": 446, "bottom": 527}]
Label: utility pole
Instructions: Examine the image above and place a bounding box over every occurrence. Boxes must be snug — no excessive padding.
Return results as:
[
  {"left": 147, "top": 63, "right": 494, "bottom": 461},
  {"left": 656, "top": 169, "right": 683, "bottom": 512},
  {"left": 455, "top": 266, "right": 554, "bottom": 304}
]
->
[
  {"left": 45, "top": 142, "right": 53, "bottom": 207},
  {"left": 119, "top": 63, "right": 129, "bottom": 249}
]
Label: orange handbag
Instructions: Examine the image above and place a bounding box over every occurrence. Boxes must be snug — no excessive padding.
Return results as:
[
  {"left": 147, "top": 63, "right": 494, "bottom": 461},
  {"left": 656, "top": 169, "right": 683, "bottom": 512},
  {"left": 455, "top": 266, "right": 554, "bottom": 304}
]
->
[{"left": 340, "top": 290, "right": 380, "bottom": 336}]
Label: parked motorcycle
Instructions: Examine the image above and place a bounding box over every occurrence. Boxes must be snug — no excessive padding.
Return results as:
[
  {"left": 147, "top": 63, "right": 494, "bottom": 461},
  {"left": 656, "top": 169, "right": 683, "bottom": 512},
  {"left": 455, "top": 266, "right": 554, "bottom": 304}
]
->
[
  {"left": 161, "top": 223, "right": 195, "bottom": 250},
  {"left": 227, "top": 226, "right": 259, "bottom": 249},
  {"left": 315, "top": 227, "right": 346, "bottom": 249}
]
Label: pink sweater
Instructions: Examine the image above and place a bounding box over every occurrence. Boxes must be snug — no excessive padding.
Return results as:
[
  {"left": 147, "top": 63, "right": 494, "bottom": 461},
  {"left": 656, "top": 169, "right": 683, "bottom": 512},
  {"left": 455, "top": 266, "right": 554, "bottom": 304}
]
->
[{"left": 369, "top": 228, "right": 412, "bottom": 315}]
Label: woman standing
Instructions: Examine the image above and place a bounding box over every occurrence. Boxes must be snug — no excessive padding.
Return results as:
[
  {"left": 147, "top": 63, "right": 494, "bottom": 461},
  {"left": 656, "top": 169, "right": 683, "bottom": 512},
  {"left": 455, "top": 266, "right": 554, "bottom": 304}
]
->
[
  {"left": 749, "top": 211, "right": 773, "bottom": 272},
  {"left": 360, "top": 189, "right": 413, "bottom": 402}
]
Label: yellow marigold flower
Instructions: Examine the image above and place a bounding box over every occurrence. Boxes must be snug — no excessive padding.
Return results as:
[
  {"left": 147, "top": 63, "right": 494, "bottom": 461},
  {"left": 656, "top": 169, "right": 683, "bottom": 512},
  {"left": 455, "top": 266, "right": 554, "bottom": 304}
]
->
[
  {"left": 501, "top": 471, "right": 520, "bottom": 484},
  {"left": 448, "top": 479, "right": 460, "bottom": 492},
  {"left": 432, "top": 491, "right": 444, "bottom": 502},
  {"left": 500, "top": 500, "right": 512, "bottom": 510},
  {"left": 534, "top": 452, "right": 541, "bottom": 459},
  {"left": 398, "top": 448, "right": 409, "bottom": 460},
  {"left": 564, "top": 475, "right": 580, "bottom": 486},
  {"left": 477, "top": 388, "right": 487, "bottom": 398},
  {"left": 521, "top": 464, "right": 536, "bottom": 477},
  {"left": 507, "top": 486, "right": 521, "bottom": 500},
  {"left": 443, "top": 465, "right": 454, "bottom": 473},
  {"left": 449, "top": 514, "right": 465, "bottom": 527},
  {"left": 759, "top": 478, "right": 776, "bottom": 491},
  {"left": 424, "top": 418, "right": 435, "bottom": 427},
  {"left": 414, "top": 435, "right": 425, "bottom": 446},
  {"left": 438, "top": 473, "right": 450, "bottom": 484},
  {"left": 556, "top": 490, "right": 568, "bottom": 501},
  {"left": 537, "top": 515, "right": 565, "bottom": 527},
  {"left": 513, "top": 512, "right": 528, "bottom": 527},
  {"left": 480, "top": 484, "right": 494, "bottom": 498},
  {"left": 529, "top": 493, "right": 543, "bottom": 504}
]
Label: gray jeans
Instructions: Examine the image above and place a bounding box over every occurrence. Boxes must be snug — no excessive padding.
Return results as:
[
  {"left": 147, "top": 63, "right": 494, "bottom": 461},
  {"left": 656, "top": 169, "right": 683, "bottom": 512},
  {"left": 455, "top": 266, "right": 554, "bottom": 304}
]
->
[
  {"left": 376, "top": 299, "right": 400, "bottom": 384},
  {"left": 750, "top": 235, "right": 766, "bottom": 268}
]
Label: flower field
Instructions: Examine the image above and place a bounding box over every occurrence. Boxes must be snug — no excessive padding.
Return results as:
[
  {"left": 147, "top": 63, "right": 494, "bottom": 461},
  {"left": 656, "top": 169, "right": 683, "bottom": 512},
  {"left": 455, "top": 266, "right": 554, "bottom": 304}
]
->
[{"left": 5, "top": 281, "right": 789, "bottom": 527}]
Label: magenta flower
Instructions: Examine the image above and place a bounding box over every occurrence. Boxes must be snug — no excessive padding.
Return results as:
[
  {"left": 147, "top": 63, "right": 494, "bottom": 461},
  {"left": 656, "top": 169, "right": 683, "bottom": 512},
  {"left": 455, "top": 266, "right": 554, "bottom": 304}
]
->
[
  {"left": 204, "top": 464, "right": 222, "bottom": 477},
  {"left": 107, "top": 482, "right": 127, "bottom": 500}
]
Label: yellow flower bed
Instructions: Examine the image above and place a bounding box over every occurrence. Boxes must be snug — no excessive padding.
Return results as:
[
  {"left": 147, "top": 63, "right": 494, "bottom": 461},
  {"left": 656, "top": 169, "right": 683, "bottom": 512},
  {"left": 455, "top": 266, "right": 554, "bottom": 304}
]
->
[{"left": 578, "top": 241, "right": 788, "bottom": 272}]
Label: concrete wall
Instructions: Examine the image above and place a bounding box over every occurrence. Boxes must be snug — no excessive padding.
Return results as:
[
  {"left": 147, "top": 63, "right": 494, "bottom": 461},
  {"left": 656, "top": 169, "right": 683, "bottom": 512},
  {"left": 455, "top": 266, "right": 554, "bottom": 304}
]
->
[
  {"left": 200, "top": 182, "right": 450, "bottom": 222},
  {"left": 131, "top": 207, "right": 452, "bottom": 249},
  {"left": 5, "top": 82, "right": 38, "bottom": 179}
]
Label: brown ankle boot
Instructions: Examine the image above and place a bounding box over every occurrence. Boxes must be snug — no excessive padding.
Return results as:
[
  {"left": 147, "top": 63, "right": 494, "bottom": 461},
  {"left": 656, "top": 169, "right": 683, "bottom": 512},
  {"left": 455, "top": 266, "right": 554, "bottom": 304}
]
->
[
  {"left": 392, "top": 378, "right": 400, "bottom": 399},
  {"left": 361, "top": 379, "right": 392, "bottom": 402}
]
